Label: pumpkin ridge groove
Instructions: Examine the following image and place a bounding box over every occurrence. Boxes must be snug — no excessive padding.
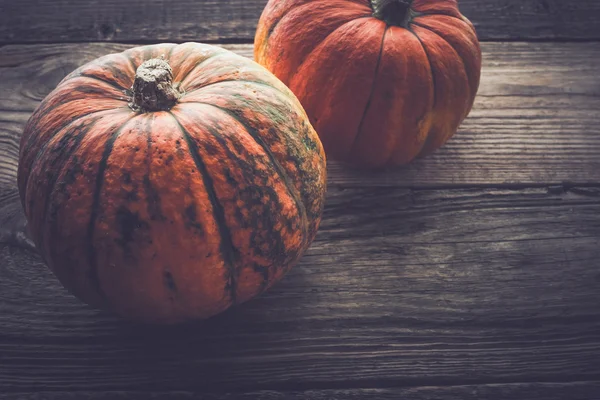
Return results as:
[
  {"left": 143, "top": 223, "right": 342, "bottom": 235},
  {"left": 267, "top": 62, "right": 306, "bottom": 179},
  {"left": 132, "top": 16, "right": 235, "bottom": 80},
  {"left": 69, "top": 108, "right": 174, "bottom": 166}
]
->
[
  {"left": 169, "top": 112, "right": 238, "bottom": 305},
  {"left": 124, "top": 54, "right": 138, "bottom": 74},
  {"left": 162, "top": 45, "right": 178, "bottom": 91},
  {"left": 187, "top": 116, "right": 278, "bottom": 293},
  {"left": 20, "top": 109, "right": 125, "bottom": 198},
  {"left": 411, "top": 20, "right": 472, "bottom": 102},
  {"left": 350, "top": 25, "right": 389, "bottom": 156},
  {"left": 162, "top": 45, "right": 178, "bottom": 69},
  {"left": 75, "top": 73, "right": 129, "bottom": 92},
  {"left": 183, "top": 79, "right": 279, "bottom": 96},
  {"left": 68, "top": 55, "right": 138, "bottom": 91},
  {"left": 414, "top": 12, "right": 477, "bottom": 36},
  {"left": 166, "top": 45, "right": 177, "bottom": 59},
  {"left": 192, "top": 101, "right": 310, "bottom": 249},
  {"left": 179, "top": 52, "right": 228, "bottom": 90},
  {"left": 290, "top": 17, "right": 373, "bottom": 82},
  {"left": 36, "top": 117, "right": 101, "bottom": 255},
  {"left": 143, "top": 46, "right": 154, "bottom": 63},
  {"left": 143, "top": 115, "right": 165, "bottom": 222},
  {"left": 265, "top": 1, "right": 372, "bottom": 45},
  {"left": 169, "top": 46, "right": 197, "bottom": 82},
  {"left": 87, "top": 115, "right": 137, "bottom": 306},
  {"left": 263, "top": 1, "right": 319, "bottom": 44},
  {"left": 408, "top": 27, "right": 438, "bottom": 158}
]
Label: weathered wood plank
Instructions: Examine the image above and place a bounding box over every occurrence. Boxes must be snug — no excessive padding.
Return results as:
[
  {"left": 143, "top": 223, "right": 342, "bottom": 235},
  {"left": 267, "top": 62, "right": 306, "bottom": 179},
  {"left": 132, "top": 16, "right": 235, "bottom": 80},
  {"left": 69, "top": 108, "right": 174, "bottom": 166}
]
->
[
  {"left": 1, "top": 0, "right": 600, "bottom": 43},
  {"left": 4, "top": 381, "right": 600, "bottom": 400},
  {"left": 1, "top": 186, "right": 599, "bottom": 392}
]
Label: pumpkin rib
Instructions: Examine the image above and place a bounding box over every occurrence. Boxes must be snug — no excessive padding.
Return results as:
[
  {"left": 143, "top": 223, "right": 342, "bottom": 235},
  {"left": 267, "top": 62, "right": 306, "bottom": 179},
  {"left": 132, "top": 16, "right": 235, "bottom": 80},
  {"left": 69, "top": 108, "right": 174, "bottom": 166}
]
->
[
  {"left": 27, "top": 117, "right": 102, "bottom": 251},
  {"left": 174, "top": 103, "right": 299, "bottom": 299},
  {"left": 411, "top": 16, "right": 480, "bottom": 117},
  {"left": 183, "top": 78, "right": 279, "bottom": 97},
  {"left": 21, "top": 96, "right": 128, "bottom": 169},
  {"left": 178, "top": 52, "right": 230, "bottom": 90},
  {"left": 264, "top": 1, "right": 371, "bottom": 45},
  {"left": 262, "top": 0, "right": 318, "bottom": 45},
  {"left": 123, "top": 45, "right": 158, "bottom": 71},
  {"left": 109, "top": 51, "right": 137, "bottom": 78},
  {"left": 345, "top": 0, "right": 370, "bottom": 5},
  {"left": 184, "top": 100, "right": 310, "bottom": 249},
  {"left": 407, "top": 27, "right": 438, "bottom": 159},
  {"left": 65, "top": 54, "right": 138, "bottom": 91},
  {"left": 414, "top": 12, "right": 477, "bottom": 36},
  {"left": 38, "top": 118, "right": 110, "bottom": 298},
  {"left": 137, "top": 44, "right": 177, "bottom": 66},
  {"left": 143, "top": 46, "right": 155, "bottom": 64},
  {"left": 168, "top": 44, "right": 218, "bottom": 83},
  {"left": 168, "top": 112, "right": 238, "bottom": 306},
  {"left": 19, "top": 108, "right": 128, "bottom": 199},
  {"left": 349, "top": 25, "right": 389, "bottom": 158},
  {"left": 411, "top": 20, "right": 472, "bottom": 106},
  {"left": 167, "top": 44, "right": 177, "bottom": 59},
  {"left": 125, "top": 55, "right": 137, "bottom": 74},
  {"left": 381, "top": 28, "right": 436, "bottom": 167},
  {"left": 161, "top": 45, "right": 178, "bottom": 75},
  {"left": 142, "top": 115, "right": 166, "bottom": 224},
  {"left": 288, "top": 16, "right": 374, "bottom": 83},
  {"left": 75, "top": 73, "right": 131, "bottom": 93},
  {"left": 86, "top": 115, "right": 139, "bottom": 307}
]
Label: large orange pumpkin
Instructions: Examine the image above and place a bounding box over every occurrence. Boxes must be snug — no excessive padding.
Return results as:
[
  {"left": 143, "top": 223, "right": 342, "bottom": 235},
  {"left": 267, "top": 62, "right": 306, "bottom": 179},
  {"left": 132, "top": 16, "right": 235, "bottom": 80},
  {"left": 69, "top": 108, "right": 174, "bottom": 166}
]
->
[
  {"left": 17, "top": 43, "right": 327, "bottom": 324},
  {"left": 255, "top": 0, "right": 482, "bottom": 168}
]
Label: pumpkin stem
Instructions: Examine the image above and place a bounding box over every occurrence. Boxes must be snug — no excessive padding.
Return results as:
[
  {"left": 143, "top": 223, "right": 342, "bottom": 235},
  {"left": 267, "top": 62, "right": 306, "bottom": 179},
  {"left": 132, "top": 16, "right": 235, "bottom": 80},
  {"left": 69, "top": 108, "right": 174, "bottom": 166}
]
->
[
  {"left": 130, "top": 58, "right": 180, "bottom": 112},
  {"left": 371, "top": 0, "right": 414, "bottom": 28}
]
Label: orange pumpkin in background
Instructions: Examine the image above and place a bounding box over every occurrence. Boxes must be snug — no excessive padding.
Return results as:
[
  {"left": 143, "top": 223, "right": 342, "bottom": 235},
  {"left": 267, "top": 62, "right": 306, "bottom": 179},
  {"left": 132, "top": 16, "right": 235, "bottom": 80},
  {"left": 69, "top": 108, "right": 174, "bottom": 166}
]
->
[
  {"left": 17, "top": 43, "right": 327, "bottom": 324},
  {"left": 255, "top": 0, "right": 482, "bottom": 168}
]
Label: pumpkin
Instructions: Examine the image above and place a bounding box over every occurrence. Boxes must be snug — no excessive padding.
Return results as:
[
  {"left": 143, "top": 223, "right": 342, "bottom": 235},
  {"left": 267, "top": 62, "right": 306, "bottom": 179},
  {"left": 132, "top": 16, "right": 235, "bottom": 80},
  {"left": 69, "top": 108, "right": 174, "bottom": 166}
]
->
[
  {"left": 17, "top": 43, "right": 327, "bottom": 324},
  {"left": 255, "top": 0, "right": 482, "bottom": 168}
]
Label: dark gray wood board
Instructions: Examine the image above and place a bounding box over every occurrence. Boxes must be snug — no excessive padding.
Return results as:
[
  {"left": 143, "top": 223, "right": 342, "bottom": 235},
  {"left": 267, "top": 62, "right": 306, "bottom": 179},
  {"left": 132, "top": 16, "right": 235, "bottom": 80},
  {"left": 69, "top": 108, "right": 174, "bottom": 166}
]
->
[
  {"left": 1, "top": 185, "right": 600, "bottom": 393},
  {"left": 3, "top": 382, "right": 600, "bottom": 400},
  {"left": 1, "top": 0, "right": 600, "bottom": 43}
]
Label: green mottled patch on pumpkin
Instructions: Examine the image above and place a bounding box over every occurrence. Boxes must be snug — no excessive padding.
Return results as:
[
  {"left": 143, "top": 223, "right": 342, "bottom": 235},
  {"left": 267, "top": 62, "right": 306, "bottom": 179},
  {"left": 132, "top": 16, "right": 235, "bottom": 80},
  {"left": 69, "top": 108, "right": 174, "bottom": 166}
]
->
[{"left": 301, "top": 132, "right": 318, "bottom": 152}]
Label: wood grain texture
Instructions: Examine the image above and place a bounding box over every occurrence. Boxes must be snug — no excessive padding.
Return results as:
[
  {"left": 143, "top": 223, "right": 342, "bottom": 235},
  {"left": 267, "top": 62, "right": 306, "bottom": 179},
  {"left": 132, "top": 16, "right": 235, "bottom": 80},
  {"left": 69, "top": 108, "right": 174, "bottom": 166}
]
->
[
  {"left": 1, "top": 185, "right": 599, "bottom": 393},
  {"left": 1, "top": 0, "right": 600, "bottom": 43},
  {"left": 1, "top": 41, "right": 600, "bottom": 398},
  {"left": 4, "top": 382, "right": 600, "bottom": 399}
]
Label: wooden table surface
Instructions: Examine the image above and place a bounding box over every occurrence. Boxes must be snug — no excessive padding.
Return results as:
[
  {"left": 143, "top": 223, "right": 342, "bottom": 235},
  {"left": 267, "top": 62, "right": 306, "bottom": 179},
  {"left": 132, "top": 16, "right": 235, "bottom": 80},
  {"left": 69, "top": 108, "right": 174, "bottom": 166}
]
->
[{"left": 1, "top": 1, "right": 600, "bottom": 399}]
